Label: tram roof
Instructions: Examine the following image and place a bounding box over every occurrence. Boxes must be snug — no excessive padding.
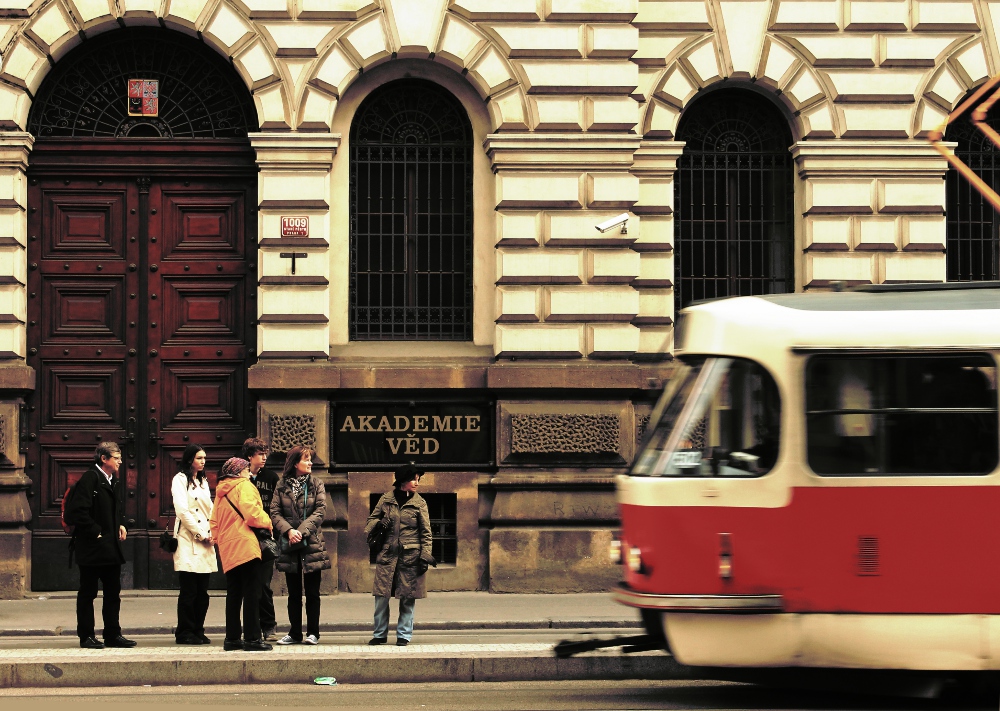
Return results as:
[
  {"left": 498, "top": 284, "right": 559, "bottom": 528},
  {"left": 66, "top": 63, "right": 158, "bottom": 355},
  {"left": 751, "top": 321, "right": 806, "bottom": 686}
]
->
[{"left": 676, "top": 282, "right": 1000, "bottom": 356}]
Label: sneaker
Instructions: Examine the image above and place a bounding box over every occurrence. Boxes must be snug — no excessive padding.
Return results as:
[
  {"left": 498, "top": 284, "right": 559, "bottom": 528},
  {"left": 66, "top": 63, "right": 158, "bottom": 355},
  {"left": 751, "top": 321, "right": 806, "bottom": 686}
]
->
[
  {"left": 303, "top": 634, "right": 319, "bottom": 645},
  {"left": 277, "top": 635, "right": 299, "bottom": 645},
  {"left": 262, "top": 628, "right": 278, "bottom": 642}
]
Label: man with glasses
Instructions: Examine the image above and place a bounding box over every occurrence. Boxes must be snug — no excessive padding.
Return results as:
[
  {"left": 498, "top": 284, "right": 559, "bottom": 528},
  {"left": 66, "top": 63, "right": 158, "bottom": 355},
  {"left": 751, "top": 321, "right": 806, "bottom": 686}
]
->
[{"left": 66, "top": 442, "right": 137, "bottom": 649}]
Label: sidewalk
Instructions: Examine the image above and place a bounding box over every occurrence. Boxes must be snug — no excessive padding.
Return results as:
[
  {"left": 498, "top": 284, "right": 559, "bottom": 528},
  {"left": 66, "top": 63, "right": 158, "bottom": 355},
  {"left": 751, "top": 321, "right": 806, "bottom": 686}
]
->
[
  {"left": 0, "top": 592, "right": 642, "bottom": 636},
  {"left": 0, "top": 593, "right": 684, "bottom": 688}
]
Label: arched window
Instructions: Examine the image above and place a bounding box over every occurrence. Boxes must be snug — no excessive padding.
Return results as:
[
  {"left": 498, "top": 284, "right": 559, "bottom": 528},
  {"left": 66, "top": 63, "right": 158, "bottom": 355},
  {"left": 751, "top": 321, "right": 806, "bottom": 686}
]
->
[
  {"left": 28, "top": 28, "right": 256, "bottom": 138},
  {"left": 674, "top": 89, "right": 794, "bottom": 309},
  {"left": 945, "top": 111, "right": 1000, "bottom": 282},
  {"left": 349, "top": 79, "right": 473, "bottom": 340}
]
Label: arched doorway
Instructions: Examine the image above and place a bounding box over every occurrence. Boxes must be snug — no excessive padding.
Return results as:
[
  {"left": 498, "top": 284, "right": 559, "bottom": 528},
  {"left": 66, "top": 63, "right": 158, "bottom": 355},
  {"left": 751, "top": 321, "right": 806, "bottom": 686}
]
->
[
  {"left": 674, "top": 89, "right": 794, "bottom": 309},
  {"left": 349, "top": 79, "right": 474, "bottom": 340},
  {"left": 26, "top": 29, "right": 258, "bottom": 590},
  {"left": 945, "top": 105, "right": 1000, "bottom": 282}
]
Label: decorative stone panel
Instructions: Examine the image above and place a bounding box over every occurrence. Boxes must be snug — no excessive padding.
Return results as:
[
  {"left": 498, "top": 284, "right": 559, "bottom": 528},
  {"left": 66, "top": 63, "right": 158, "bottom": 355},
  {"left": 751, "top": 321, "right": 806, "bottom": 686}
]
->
[
  {"left": 257, "top": 399, "right": 329, "bottom": 464},
  {"left": 498, "top": 400, "right": 634, "bottom": 465},
  {"left": 511, "top": 413, "right": 620, "bottom": 455},
  {"left": 268, "top": 414, "right": 317, "bottom": 454}
]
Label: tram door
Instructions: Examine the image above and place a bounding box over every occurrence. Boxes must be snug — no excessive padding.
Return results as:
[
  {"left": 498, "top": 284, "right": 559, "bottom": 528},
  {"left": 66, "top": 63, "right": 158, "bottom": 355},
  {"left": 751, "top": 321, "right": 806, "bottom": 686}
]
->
[{"left": 25, "top": 143, "right": 257, "bottom": 590}]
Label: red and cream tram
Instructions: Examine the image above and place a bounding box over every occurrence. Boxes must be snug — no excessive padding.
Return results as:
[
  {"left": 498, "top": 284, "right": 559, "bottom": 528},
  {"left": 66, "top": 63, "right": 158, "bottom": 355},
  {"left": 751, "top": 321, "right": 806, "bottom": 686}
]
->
[{"left": 615, "top": 283, "right": 1000, "bottom": 674}]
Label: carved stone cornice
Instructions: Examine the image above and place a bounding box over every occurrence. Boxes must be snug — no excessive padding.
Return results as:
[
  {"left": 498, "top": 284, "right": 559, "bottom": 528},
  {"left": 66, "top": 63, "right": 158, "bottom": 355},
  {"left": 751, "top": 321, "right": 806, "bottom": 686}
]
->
[
  {"left": 483, "top": 133, "right": 641, "bottom": 171},
  {"left": 792, "top": 140, "right": 951, "bottom": 178},
  {"left": 249, "top": 132, "right": 341, "bottom": 170}
]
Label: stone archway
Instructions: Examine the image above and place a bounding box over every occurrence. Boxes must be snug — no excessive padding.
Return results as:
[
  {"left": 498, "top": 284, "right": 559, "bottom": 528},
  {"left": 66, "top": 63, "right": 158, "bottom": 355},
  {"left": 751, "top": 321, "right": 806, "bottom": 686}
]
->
[{"left": 25, "top": 28, "right": 259, "bottom": 591}]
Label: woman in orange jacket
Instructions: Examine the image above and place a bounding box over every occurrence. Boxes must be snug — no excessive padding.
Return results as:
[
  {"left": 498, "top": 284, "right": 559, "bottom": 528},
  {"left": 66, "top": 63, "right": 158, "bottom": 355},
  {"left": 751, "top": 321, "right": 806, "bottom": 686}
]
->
[{"left": 210, "top": 457, "right": 273, "bottom": 651}]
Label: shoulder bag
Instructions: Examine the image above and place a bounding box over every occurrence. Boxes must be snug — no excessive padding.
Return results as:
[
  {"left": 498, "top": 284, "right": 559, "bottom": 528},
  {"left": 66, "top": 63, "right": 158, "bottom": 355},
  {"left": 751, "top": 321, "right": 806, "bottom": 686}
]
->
[
  {"left": 159, "top": 515, "right": 178, "bottom": 553},
  {"left": 367, "top": 497, "right": 391, "bottom": 556},
  {"left": 224, "top": 493, "right": 277, "bottom": 563},
  {"left": 279, "top": 478, "right": 309, "bottom": 555}
]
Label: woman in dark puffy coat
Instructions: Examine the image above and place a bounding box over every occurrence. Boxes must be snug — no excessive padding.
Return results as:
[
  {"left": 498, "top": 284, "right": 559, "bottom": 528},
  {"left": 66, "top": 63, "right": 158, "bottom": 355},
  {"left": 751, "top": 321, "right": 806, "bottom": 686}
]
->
[
  {"left": 269, "top": 446, "right": 330, "bottom": 645},
  {"left": 364, "top": 465, "right": 434, "bottom": 646}
]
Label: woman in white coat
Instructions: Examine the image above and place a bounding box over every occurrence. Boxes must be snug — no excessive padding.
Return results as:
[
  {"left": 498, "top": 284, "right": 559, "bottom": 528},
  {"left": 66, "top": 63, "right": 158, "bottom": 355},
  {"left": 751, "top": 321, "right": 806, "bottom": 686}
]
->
[{"left": 172, "top": 444, "right": 218, "bottom": 644}]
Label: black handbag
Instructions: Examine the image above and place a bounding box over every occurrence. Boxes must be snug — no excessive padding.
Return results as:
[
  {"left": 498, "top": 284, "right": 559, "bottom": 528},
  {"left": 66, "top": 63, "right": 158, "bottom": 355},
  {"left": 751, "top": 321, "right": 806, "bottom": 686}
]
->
[
  {"left": 367, "top": 515, "right": 390, "bottom": 556},
  {"left": 224, "top": 494, "right": 277, "bottom": 563},
  {"left": 280, "top": 533, "right": 307, "bottom": 555},
  {"left": 159, "top": 526, "right": 178, "bottom": 553}
]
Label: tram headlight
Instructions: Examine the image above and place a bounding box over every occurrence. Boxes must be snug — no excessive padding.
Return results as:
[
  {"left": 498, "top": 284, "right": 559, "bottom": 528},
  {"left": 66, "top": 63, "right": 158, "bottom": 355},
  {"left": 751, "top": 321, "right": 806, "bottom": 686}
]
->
[
  {"left": 626, "top": 545, "right": 643, "bottom": 574},
  {"left": 609, "top": 539, "right": 622, "bottom": 565}
]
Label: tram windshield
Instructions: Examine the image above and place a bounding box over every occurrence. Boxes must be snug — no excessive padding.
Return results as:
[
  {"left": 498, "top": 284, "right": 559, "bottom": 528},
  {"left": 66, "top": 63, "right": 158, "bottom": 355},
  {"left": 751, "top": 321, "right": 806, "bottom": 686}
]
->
[{"left": 632, "top": 357, "right": 781, "bottom": 477}]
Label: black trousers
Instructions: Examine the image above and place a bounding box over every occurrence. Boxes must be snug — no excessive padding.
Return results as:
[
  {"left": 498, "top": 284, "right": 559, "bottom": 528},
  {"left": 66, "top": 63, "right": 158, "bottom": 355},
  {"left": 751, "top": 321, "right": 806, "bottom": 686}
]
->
[
  {"left": 224, "top": 559, "right": 262, "bottom": 643},
  {"left": 259, "top": 559, "right": 276, "bottom": 632},
  {"left": 285, "top": 567, "right": 322, "bottom": 640},
  {"left": 77, "top": 564, "right": 122, "bottom": 641},
  {"left": 176, "top": 571, "right": 211, "bottom": 641}
]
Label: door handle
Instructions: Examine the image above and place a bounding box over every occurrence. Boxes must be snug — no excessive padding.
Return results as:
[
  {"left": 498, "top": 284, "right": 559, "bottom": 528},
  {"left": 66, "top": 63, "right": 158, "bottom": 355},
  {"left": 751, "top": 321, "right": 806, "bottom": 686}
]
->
[
  {"left": 118, "top": 417, "right": 137, "bottom": 459},
  {"left": 148, "top": 417, "right": 164, "bottom": 456}
]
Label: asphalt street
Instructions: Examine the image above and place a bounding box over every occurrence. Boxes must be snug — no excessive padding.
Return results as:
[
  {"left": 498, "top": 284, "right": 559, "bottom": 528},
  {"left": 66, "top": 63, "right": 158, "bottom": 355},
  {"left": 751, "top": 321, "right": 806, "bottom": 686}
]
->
[{"left": 0, "top": 680, "right": 996, "bottom": 711}]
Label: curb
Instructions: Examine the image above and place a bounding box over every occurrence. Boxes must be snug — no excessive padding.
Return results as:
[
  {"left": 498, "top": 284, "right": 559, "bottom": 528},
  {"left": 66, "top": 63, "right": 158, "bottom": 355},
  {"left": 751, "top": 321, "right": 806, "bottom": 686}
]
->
[
  {"left": 0, "top": 620, "right": 642, "bottom": 637},
  {"left": 0, "top": 652, "right": 690, "bottom": 688}
]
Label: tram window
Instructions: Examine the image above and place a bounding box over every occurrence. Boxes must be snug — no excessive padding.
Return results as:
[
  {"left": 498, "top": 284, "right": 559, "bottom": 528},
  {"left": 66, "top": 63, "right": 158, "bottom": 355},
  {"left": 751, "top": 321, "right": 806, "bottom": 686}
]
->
[
  {"left": 806, "top": 354, "right": 999, "bottom": 476},
  {"left": 631, "top": 357, "right": 781, "bottom": 477}
]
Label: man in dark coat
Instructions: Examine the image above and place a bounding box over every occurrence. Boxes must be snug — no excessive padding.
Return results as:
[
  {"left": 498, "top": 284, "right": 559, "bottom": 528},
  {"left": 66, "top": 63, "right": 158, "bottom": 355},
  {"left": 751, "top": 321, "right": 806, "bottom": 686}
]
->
[
  {"left": 65, "top": 442, "right": 137, "bottom": 649},
  {"left": 242, "top": 437, "right": 280, "bottom": 641}
]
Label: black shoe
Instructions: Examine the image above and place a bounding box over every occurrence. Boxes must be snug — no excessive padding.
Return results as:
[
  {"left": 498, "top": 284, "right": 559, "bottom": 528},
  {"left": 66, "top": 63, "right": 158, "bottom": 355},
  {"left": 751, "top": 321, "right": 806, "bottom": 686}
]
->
[
  {"left": 80, "top": 636, "right": 104, "bottom": 650},
  {"left": 175, "top": 635, "right": 202, "bottom": 645},
  {"left": 199, "top": 635, "right": 211, "bottom": 645},
  {"left": 223, "top": 638, "right": 243, "bottom": 651},
  {"left": 396, "top": 638, "right": 409, "bottom": 646},
  {"left": 104, "top": 635, "right": 137, "bottom": 648},
  {"left": 243, "top": 639, "right": 272, "bottom": 651},
  {"left": 368, "top": 636, "right": 387, "bottom": 645}
]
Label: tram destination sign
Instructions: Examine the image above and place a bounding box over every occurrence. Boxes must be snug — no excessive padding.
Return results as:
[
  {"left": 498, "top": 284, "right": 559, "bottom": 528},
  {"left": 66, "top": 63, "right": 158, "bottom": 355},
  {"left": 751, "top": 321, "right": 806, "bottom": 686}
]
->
[
  {"left": 332, "top": 402, "right": 492, "bottom": 467},
  {"left": 281, "top": 216, "right": 309, "bottom": 237}
]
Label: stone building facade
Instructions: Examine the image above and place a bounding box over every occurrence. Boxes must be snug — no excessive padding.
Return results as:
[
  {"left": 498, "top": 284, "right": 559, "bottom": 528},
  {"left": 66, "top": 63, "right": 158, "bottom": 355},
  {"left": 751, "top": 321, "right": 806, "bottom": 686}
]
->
[{"left": 0, "top": 0, "right": 993, "bottom": 596}]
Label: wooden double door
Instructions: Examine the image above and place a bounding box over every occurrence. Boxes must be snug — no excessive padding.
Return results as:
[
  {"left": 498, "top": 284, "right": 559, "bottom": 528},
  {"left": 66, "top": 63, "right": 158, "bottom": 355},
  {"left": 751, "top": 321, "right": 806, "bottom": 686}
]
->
[{"left": 26, "top": 140, "right": 257, "bottom": 590}]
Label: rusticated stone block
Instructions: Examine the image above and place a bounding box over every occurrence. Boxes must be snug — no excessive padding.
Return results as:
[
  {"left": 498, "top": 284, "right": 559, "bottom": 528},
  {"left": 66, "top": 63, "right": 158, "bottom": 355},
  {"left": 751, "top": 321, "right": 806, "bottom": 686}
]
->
[
  {"left": 511, "top": 413, "right": 619, "bottom": 454},
  {"left": 489, "top": 528, "right": 619, "bottom": 593},
  {"left": 269, "top": 413, "right": 317, "bottom": 453}
]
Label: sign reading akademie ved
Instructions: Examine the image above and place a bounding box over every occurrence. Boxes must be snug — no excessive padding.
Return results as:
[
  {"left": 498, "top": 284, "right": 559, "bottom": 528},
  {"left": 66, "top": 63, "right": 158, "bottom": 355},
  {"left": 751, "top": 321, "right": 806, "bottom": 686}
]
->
[{"left": 333, "top": 403, "right": 492, "bottom": 467}]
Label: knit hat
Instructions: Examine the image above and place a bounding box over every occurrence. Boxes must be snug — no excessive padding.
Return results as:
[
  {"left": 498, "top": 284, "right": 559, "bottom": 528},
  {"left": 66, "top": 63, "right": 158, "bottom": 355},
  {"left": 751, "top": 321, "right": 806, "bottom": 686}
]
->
[
  {"left": 393, "top": 464, "right": 420, "bottom": 488},
  {"left": 220, "top": 457, "right": 249, "bottom": 480}
]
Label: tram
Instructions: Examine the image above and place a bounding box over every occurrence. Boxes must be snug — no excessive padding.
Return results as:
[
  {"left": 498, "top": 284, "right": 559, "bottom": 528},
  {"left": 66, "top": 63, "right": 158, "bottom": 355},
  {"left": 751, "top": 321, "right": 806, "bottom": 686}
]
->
[{"left": 614, "top": 282, "right": 1000, "bottom": 674}]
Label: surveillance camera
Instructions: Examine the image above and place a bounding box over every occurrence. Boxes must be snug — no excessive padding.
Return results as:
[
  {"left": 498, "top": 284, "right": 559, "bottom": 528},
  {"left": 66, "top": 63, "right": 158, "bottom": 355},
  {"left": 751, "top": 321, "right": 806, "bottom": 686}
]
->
[{"left": 595, "top": 213, "right": 630, "bottom": 234}]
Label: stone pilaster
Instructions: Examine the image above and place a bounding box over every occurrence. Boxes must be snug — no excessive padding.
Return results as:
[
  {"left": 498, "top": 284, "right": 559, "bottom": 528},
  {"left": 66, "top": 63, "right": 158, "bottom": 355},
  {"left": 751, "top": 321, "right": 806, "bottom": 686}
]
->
[
  {"left": 250, "top": 133, "right": 340, "bottom": 362},
  {"left": 485, "top": 133, "right": 644, "bottom": 360},
  {"left": 792, "top": 140, "right": 951, "bottom": 290}
]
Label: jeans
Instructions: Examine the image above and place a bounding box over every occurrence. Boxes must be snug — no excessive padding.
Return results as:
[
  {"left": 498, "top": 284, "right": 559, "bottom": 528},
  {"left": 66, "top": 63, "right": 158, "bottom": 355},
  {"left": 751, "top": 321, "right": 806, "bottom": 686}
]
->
[
  {"left": 285, "top": 568, "right": 322, "bottom": 641},
  {"left": 77, "top": 564, "right": 122, "bottom": 640},
  {"left": 176, "top": 571, "right": 210, "bottom": 641},
  {"left": 259, "top": 559, "right": 276, "bottom": 632},
  {"left": 373, "top": 595, "right": 415, "bottom": 641},
  {"left": 224, "top": 559, "right": 262, "bottom": 643}
]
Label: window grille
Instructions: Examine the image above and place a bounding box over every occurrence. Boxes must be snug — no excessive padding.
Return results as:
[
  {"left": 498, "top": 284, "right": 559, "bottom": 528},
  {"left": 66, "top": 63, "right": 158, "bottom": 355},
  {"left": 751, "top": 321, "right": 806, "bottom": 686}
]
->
[
  {"left": 674, "top": 90, "right": 794, "bottom": 310},
  {"left": 368, "top": 492, "right": 458, "bottom": 565},
  {"left": 28, "top": 28, "right": 256, "bottom": 138},
  {"left": 349, "top": 80, "right": 473, "bottom": 340},
  {"left": 945, "top": 113, "right": 1000, "bottom": 282}
]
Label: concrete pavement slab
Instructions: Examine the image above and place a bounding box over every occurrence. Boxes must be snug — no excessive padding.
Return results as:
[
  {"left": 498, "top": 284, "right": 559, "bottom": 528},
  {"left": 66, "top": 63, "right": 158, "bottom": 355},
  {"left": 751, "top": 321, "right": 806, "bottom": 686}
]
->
[{"left": 0, "top": 592, "right": 640, "bottom": 636}]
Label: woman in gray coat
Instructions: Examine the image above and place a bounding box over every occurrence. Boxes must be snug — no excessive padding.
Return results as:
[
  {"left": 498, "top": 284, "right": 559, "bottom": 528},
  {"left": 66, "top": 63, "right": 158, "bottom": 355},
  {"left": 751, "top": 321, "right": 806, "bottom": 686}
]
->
[
  {"left": 364, "top": 465, "right": 435, "bottom": 646},
  {"left": 269, "top": 446, "right": 331, "bottom": 645}
]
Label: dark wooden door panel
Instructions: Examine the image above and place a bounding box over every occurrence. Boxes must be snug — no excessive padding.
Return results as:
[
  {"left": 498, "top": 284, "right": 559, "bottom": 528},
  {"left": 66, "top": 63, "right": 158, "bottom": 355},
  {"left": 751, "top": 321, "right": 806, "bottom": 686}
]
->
[
  {"left": 41, "top": 277, "right": 126, "bottom": 344},
  {"left": 160, "top": 189, "right": 245, "bottom": 259},
  {"left": 161, "top": 278, "right": 244, "bottom": 344},
  {"left": 40, "top": 188, "right": 128, "bottom": 258},
  {"left": 28, "top": 155, "right": 255, "bottom": 590}
]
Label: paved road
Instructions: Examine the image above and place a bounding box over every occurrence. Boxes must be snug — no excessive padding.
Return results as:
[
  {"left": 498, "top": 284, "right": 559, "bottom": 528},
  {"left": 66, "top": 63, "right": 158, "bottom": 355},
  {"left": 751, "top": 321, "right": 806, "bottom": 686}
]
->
[{"left": 0, "top": 680, "right": 996, "bottom": 710}]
